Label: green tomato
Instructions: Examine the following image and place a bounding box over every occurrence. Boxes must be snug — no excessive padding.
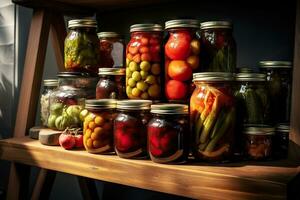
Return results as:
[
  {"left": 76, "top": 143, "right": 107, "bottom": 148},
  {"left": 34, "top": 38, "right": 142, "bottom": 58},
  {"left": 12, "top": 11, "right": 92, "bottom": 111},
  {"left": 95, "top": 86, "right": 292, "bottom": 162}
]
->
[
  {"left": 132, "top": 71, "right": 141, "bottom": 82},
  {"left": 50, "top": 103, "right": 63, "bottom": 115},
  {"left": 140, "top": 61, "right": 151, "bottom": 71},
  {"left": 140, "top": 71, "right": 148, "bottom": 79},
  {"left": 128, "top": 78, "right": 136, "bottom": 87},
  {"left": 136, "top": 81, "right": 148, "bottom": 92},
  {"left": 66, "top": 105, "right": 82, "bottom": 118},
  {"left": 129, "top": 61, "right": 139, "bottom": 72},
  {"left": 47, "top": 114, "right": 57, "bottom": 129},
  {"left": 55, "top": 115, "right": 71, "bottom": 131}
]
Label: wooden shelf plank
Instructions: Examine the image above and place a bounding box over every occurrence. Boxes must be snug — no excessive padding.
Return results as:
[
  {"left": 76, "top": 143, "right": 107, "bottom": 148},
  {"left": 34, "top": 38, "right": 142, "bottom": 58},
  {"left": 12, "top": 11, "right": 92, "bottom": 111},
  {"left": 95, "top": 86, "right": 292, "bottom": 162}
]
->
[{"left": 0, "top": 137, "right": 299, "bottom": 200}]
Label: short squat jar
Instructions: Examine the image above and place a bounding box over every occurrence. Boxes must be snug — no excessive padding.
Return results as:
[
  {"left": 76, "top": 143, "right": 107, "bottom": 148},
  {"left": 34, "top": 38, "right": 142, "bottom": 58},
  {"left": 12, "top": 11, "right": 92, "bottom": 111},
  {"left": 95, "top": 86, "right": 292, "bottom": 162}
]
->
[
  {"left": 98, "top": 32, "right": 125, "bottom": 68},
  {"left": 83, "top": 99, "right": 116, "bottom": 154},
  {"left": 148, "top": 104, "right": 189, "bottom": 164},
  {"left": 114, "top": 100, "right": 152, "bottom": 159},
  {"left": 96, "top": 68, "right": 126, "bottom": 99}
]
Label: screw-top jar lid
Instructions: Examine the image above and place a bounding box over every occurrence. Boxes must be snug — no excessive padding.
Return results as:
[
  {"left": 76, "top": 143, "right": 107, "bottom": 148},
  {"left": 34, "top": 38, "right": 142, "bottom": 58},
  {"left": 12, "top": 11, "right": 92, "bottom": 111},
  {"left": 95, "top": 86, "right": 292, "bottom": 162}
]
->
[
  {"left": 68, "top": 19, "right": 97, "bottom": 28},
  {"left": 200, "top": 21, "right": 232, "bottom": 29},
  {"left": 165, "top": 19, "right": 199, "bottom": 29},
  {"left": 44, "top": 79, "right": 58, "bottom": 87},
  {"left": 151, "top": 104, "right": 188, "bottom": 114},
  {"left": 235, "top": 73, "right": 266, "bottom": 81},
  {"left": 193, "top": 72, "right": 234, "bottom": 82},
  {"left": 97, "top": 32, "right": 120, "bottom": 38},
  {"left": 276, "top": 123, "right": 290, "bottom": 133},
  {"left": 117, "top": 100, "right": 152, "bottom": 110},
  {"left": 57, "top": 72, "right": 97, "bottom": 78},
  {"left": 259, "top": 61, "right": 292, "bottom": 69},
  {"left": 98, "top": 68, "right": 125, "bottom": 75},
  {"left": 130, "top": 24, "right": 163, "bottom": 32},
  {"left": 243, "top": 125, "right": 275, "bottom": 135},
  {"left": 85, "top": 99, "right": 117, "bottom": 109},
  {"left": 239, "top": 67, "right": 255, "bottom": 73}
]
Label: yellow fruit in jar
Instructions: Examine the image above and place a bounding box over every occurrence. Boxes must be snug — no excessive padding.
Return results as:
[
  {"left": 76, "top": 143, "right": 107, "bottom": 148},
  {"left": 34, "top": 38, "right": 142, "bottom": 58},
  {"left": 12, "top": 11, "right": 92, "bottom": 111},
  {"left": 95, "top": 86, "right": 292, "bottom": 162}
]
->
[
  {"left": 129, "top": 61, "right": 139, "bottom": 72},
  {"left": 88, "top": 121, "right": 96, "bottom": 130},
  {"left": 132, "top": 88, "right": 142, "bottom": 97},
  {"left": 140, "top": 70, "right": 148, "bottom": 79},
  {"left": 190, "top": 39, "right": 200, "bottom": 55},
  {"left": 93, "top": 140, "right": 102, "bottom": 148},
  {"left": 86, "top": 138, "right": 93, "bottom": 148},
  {"left": 79, "top": 109, "right": 89, "bottom": 121},
  {"left": 141, "top": 92, "right": 149, "bottom": 99},
  {"left": 148, "top": 84, "right": 160, "bottom": 97},
  {"left": 187, "top": 55, "right": 200, "bottom": 70},
  {"left": 94, "top": 126, "right": 104, "bottom": 136},
  {"left": 145, "top": 75, "right": 156, "bottom": 84},
  {"left": 132, "top": 71, "right": 141, "bottom": 81},
  {"left": 83, "top": 121, "right": 89, "bottom": 130},
  {"left": 126, "top": 86, "right": 133, "bottom": 96},
  {"left": 136, "top": 81, "right": 148, "bottom": 92},
  {"left": 140, "top": 61, "right": 151, "bottom": 71},
  {"left": 128, "top": 78, "right": 136, "bottom": 87},
  {"left": 126, "top": 67, "right": 132, "bottom": 77},
  {"left": 126, "top": 58, "right": 130, "bottom": 66},
  {"left": 151, "top": 63, "right": 160, "bottom": 75},
  {"left": 85, "top": 128, "right": 92, "bottom": 138},
  {"left": 94, "top": 116, "right": 104, "bottom": 126},
  {"left": 84, "top": 113, "right": 95, "bottom": 124}
]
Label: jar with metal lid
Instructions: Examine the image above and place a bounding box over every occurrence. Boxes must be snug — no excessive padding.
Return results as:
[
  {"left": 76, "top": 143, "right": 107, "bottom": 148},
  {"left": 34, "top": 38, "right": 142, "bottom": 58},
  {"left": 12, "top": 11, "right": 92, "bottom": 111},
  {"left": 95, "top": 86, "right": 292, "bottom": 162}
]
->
[
  {"left": 190, "top": 72, "right": 236, "bottom": 162},
  {"left": 47, "top": 72, "right": 98, "bottom": 131},
  {"left": 65, "top": 19, "right": 100, "bottom": 74},
  {"left": 40, "top": 79, "right": 58, "bottom": 126},
  {"left": 98, "top": 32, "right": 125, "bottom": 68},
  {"left": 148, "top": 104, "right": 189, "bottom": 164},
  {"left": 259, "top": 61, "right": 292, "bottom": 124},
  {"left": 126, "top": 24, "right": 163, "bottom": 100},
  {"left": 96, "top": 68, "right": 126, "bottom": 99},
  {"left": 244, "top": 126, "right": 275, "bottom": 160},
  {"left": 83, "top": 99, "right": 117, "bottom": 154},
  {"left": 114, "top": 100, "right": 152, "bottom": 159},
  {"left": 164, "top": 19, "right": 201, "bottom": 103},
  {"left": 200, "top": 21, "right": 236, "bottom": 72},
  {"left": 274, "top": 123, "right": 289, "bottom": 159}
]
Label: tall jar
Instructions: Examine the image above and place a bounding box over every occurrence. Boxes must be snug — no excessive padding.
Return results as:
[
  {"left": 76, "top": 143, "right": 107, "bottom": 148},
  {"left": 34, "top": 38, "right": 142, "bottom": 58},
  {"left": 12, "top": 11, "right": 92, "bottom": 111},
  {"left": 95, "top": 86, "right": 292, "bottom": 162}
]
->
[
  {"left": 114, "top": 100, "right": 152, "bottom": 159},
  {"left": 48, "top": 72, "right": 98, "bottom": 131},
  {"left": 148, "top": 104, "right": 189, "bottom": 164},
  {"left": 96, "top": 68, "right": 126, "bottom": 99},
  {"left": 40, "top": 79, "right": 58, "bottom": 126},
  {"left": 126, "top": 24, "right": 163, "bottom": 100},
  {"left": 200, "top": 21, "right": 236, "bottom": 72},
  {"left": 83, "top": 99, "right": 117, "bottom": 154},
  {"left": 190, "top": 72, "right": 236, "bottom": 162},
  {"left": 64, "top": 19, "right": 100, "bottom": 75},
  {"left": 164, "top": 19, "right": 201, "bottom": 103},
  {"left": 259, "top": 61, "right": 292, "bottom": 124},
  {"left": 98, "top": 32, "right": 125, "bottom": 68}
]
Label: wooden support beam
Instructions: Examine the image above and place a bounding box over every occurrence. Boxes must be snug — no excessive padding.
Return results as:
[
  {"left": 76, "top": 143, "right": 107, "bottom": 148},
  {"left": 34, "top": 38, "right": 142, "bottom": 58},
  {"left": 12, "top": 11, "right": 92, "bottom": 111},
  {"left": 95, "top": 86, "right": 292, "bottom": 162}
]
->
[
  {"left": 77, "top": 177, "right": 99, "bottom": 200},
  {"left": 31, "top": 169, "right": 56, "bottom": 200}
]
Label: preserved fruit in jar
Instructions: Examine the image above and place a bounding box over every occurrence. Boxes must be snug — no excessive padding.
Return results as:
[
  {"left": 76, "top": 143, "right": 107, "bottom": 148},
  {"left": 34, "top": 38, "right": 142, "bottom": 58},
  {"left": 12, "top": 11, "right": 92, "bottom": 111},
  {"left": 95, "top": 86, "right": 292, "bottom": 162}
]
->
[
  {"left": 98, "top": 32, "right": 125, "bottom": 68},
  {"left": 190, "top": 72, "right": 236, "bottom": 162},
  {"left": 114, "top": 100, "right": 152, "bottom": 158},
  {"left": 96, "top": 68, "right": 126, "bottom": 99},
  {"left": 83, "top": 99, "right": 116, "bottom": 154},
  {"left": 200, "top": 21, "right": 236, "bottom": 72},
  {"left": 165, "top": 19, "right": 200, "bottom": 103},
  {"left": 148, "top": 104, "right": 189, "bottom": 164},
  {"left": 126, "top": 24, "right": 163, "bottom": 100},
  {"left": 64, "top": 19, "right": 100, "bottom": 74}
]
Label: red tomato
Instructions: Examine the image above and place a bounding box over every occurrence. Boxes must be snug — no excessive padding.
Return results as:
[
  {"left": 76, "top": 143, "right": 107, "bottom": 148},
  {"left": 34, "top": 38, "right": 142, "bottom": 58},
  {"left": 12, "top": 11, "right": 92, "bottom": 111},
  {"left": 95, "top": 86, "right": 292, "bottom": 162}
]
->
[
  {"left": 75, "top": 134, "right": 83, "bottom": 148},
  {"left": 165, "top": 31, "right": 191, "bottom": 60},
  {"left": 59, "top": 133, "right": 75, "bottom": 150},
  {"left": 168, "top": 60, "right": 192, "bottom": 81},
  {"left": 165, "top": 80, "right": 188, "bottom": 100}
]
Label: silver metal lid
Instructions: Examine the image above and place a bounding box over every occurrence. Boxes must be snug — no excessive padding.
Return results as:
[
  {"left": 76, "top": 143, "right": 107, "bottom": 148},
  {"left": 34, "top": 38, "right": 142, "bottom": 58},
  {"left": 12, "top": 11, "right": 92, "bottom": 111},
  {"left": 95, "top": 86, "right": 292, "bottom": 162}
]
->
[
  {"left": 68, "top": 19, "right": 97, "bottom": 28},
  {"left": 243, "top": 125, "right": 275, "bottom": 135},
  {"left": 97, "top": 32, "right": 120, "bottom": 38},
  {"left": 117, "top": 100, "right": 152, "bottom": 110},
  {"left": 276, "top": 123, "right": 290, "bottom": 133},
  {"left": 165, "top": 19, "right": 199, "bottom": 29},
  {"left": 235, "top": 73, "right": 266, "bottom": 81},
  {"left": 151, "top": 104, "right": 188, "bottom": 114},
  {"left": 130, "top": 24, "right": 163, "bottom": 32},
  {"left": 44, "top": 79, "right": 58, "bottom": 87},
  {"left": 200, "top": 21, "right": 232, "bottom": 29},
  {"left": 239, "top": 67, "right": 255, "bottom": 73},
  {"left": 193, "top": 72, "right": 234, "bottom": 82},
  {"left": 259, "top": 61, "right": 292, "bottom": 69},
  {"left": 85, "top": 99, "right": 117, "bottom": 109},
  {"left": 98, "top": 68, "right": 125, "bottom": 75}
]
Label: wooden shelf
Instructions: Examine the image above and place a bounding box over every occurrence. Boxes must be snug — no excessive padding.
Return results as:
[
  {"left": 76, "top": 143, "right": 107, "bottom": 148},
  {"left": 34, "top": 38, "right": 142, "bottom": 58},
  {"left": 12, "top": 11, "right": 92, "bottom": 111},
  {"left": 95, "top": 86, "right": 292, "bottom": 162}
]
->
[{"left": 0, "top": 136, "right": 299, "bottom": 200}]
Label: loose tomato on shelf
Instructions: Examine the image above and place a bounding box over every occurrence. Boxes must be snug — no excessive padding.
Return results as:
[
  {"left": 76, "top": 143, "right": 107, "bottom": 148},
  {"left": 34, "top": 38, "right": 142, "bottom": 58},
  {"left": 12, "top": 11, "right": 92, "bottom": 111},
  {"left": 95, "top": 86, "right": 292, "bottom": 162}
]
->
[
  {"left": 165, "top": 31, "right": 191, "bottom": 60},
  {"left": 167, "top": 60, "right": 192, "bottom": 81},
  {"left": 165, "top": 80, "right": 188, "bottom": 100}
]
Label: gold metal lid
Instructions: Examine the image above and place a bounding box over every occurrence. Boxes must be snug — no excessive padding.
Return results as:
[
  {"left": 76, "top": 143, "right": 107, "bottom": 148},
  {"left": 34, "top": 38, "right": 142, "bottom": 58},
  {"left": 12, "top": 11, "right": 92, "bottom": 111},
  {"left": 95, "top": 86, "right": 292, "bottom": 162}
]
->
[
  {"left": 85, "top": 99, "right": 117, "bottom": 109},
  {"left": 200, "top": 21, "right": 232, "bottom": 29},
  {"left": 98, "top": 68, "right": 125, "bottom": 75},
  {"left": 193, "top": 72, "right": 234, "bottom": 82},
  {"left": 97, "top": 32, "right": 120, "bottom": 38},
  {"left": 259, "top": 61, "right": 292, "bottom": 69},
  {"left": 243, "top": 125, "right": 275, "bottom": 135},
  {"left": 151, "top": 104, "right": 188, "bottom": 114},
  {"left": 239, "top": 67, "right": 255, "bottom": 73},
  {"left": 130, "top": 24, "right": 163, "bottom": 32},
  {"left": 43, "top": 79, "right": 58, "bottom": 87},
  {"left": 165, "top": 19, "right": 199, "bottom": 29},
  {"left": 235, "top": 73, "right": 266, "bottom": 82},
  {"left": 68, "top": 19, "right": 97, "bottom": 28},
  {"left": 117, "top": 100, "right": 152, "bottom": 110}
]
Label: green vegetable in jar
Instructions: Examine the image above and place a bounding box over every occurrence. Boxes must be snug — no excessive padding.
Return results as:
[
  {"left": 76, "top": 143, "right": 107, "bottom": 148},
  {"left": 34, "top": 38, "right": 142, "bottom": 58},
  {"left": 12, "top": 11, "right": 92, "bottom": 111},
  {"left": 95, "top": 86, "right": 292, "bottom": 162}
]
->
[
  {"left": 66, "top": 105, "right": 82, "bottom": 118},
  {"left": 47, "top": 114, "right": 58, "bottom": 129},
  {"left": 50, "top": 103, "right": 63, "bottom": 115},
  {"left": 55, "top": 113, "right": 72, "bottom": 131}
]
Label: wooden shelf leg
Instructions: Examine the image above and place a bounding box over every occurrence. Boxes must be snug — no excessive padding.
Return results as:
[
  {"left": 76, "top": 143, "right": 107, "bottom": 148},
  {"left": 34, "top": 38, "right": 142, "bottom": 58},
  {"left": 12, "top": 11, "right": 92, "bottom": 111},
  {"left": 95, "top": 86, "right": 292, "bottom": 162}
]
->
[
  {"left": 31, "top": 169, "right": 56, "bottom": 200},
  {"left": 77, "top": 177, "right": 99, "bottom": 200}
]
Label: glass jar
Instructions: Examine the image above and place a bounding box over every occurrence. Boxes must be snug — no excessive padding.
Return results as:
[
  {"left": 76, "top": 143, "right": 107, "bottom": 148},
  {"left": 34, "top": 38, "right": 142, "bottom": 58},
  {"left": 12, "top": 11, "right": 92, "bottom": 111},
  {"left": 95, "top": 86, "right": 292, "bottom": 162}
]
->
[
  {"left": 83, "top": 99, "right": 116, "bottom": 154},
  {"left": 98, "top": 32, "right": 125, "bottom": 68},
  {"left": 200, "top": 21, "right": 236, "bottom": 72},
  {"left": 126, "top": 24, "right": 163, "bottom": 100},
  {"left": 64, "top": 19, "right": 100, "bottom": 75},
  {"left": 114, "top": 100, "right": 152, "bottom": 159},
  {"left": 274, "top": 123, "right": 289, "bottom": 159},
  {"left": 48, "top": 72, "right": 98, "bottom": 131},
  {"left": 96, "top": 68, "right": 126, "bottom": 99},
  {"left": 148, "top": 104, "right": 189, "bottom": 164},
  {"left": 259, "top": 61, "right": 292, "bottom": 124},
  {"left": 190, "top": 72, "right": 236, "bottom": 162},
  {"left": 244, "top": 126, "right": 275, "bottom": 160},
  {"left": 165, "top": 19, "right": 200, "bottom": 103},
  {"left": 40, "top": 79, "right": 58, "bottom": 126}
]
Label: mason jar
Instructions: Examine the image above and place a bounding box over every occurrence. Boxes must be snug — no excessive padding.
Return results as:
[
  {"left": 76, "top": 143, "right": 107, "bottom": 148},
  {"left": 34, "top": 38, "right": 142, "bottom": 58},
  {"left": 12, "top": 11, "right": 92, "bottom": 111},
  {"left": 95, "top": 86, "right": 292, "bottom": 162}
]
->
[
  {"left": 164, "top": 19, "right": 200, "bottom": 103},
  {"left": 126, "top": 24, "right": 163, "bottom": 100},
  {"left": 200, "top": 21, "right": 236, "bottom": 72},
  {"left": 114, "top": 100, "right": 152, "bottom": 159},
  {"left": 274, "top": 123, "right": 290, "bottom": 159},
  {"left": 148, "top": 104, "right": 189, "bottom": 164},
  {"left": 64, "top": 19, "right": 100, "bottom": 74},
  {"left": 190, "top": 72, "right": 236, "bottom": 162}
]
